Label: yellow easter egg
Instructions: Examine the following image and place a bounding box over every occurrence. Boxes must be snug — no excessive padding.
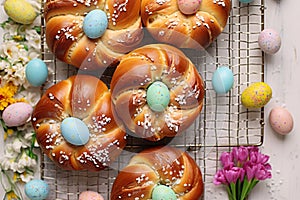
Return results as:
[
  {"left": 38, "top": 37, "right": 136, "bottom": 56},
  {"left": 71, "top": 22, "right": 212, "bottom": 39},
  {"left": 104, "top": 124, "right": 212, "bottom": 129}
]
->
[
  {"left": 4, "top": 0, "right": 37, "bottom": 25},
  {"left": 241, "top": 82, "right": 272, "bottom": 108}
]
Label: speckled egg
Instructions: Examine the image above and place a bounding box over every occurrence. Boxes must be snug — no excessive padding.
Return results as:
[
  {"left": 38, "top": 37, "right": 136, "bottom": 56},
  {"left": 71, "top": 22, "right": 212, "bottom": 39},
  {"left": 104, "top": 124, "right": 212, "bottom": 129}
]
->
[
  {"left": 4, "top": 0, "right": 37, "bottom": 24},
  {"left": 269, "top": 107, "right": 294, "bottom": 135},
  {"left": 2, "top": 102, "right": 33, "bottom": 127},
  {"left": 26, "top": 58, "right": 48, "bottom": 87},
  {"left": 61, "top": 117, "right": 90, "bottom": 146},
  {"left": 212, "top": 66, "right": 234, "bottom": 94},
  {"left": 152, "top": 185, "right": 177, "bottom": 200},
  {"left": 239, "top": 0, "right": 254, "bottom": 3},
  {"left": 146, "top": 81, "right": 170, "bottom": 112},
  {"left": 79, "top": 191, "right": 104, "bottom": 200},
  {"left": 241, "top": 82, "right": 272, "bottom": 108},
  {"left": 83, "top": 9, "right": 108, "bottom": 39},
  {"left": 25, "top": 179, "right": 49, "bottom": 200},
  {"left": 258, "top": 29, "right": 281, "bottom": 55},
  {"left": 177, "top": 0, "right": 202, "bottom": 15}
]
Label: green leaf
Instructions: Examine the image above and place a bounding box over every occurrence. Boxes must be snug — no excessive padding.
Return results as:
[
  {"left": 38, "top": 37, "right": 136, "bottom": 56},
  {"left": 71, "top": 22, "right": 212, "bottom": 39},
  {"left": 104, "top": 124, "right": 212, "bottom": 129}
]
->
[
  {"left": 240, "top": 178, "right": 259, "bottom": 200},
  {"left": 33, "top": 26, "right": 41, "bottom": 34},
  {"left": 237, "top": 179, "right": 242, "bottom": 200},
  {"left": 240, "top": 178, "right": 250, "bottom": 200},
  {"left": 230, "top": 182, "right": 237, "bottom": 200},
  {"left": 226, "top": 185, "right": 235, "bottom": 200}
]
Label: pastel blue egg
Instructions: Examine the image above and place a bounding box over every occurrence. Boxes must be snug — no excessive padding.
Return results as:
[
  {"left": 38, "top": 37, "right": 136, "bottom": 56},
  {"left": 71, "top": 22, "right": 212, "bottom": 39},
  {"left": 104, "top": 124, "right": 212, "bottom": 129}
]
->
[
  {"left": 212, "top": 66, "right": 234, "bottom": 94},
  {"left": 83, "top": 9, "right": 108, "bottom": 39},
  {"left": 25, "top": 58, "right": 48, "bottom": 87},
  {"left": 61, "top": 117, "right": 90, "bottom": 146},
  {"left": 146, "top": 81, "right": 170, "bottom": 112},
  {"left": 152, "top": 185, "right": 177, "bottom": 200},
  {"left": 25, "top": 179, "right": 49, "bottom": 200},
  {"left": 239, "top": 0, "right": 254, "bottom": 3}
]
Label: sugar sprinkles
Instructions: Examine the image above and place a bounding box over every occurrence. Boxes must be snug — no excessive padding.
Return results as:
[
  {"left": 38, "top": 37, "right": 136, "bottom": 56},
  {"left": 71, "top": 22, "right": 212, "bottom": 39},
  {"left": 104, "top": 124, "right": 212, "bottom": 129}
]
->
[{"left": 213, "top": 0, "right": 226, "bottom": 7}]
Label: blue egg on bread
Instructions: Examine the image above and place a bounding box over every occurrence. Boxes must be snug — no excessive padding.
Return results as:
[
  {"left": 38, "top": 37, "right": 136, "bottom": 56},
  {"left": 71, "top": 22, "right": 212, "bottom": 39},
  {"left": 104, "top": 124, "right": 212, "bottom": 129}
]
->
[
  {"left": 83, "top": 9, "right": 108, "bottom": 39},
  {"left": 61, "top": 117, "right": 90, "bottom": 146}
]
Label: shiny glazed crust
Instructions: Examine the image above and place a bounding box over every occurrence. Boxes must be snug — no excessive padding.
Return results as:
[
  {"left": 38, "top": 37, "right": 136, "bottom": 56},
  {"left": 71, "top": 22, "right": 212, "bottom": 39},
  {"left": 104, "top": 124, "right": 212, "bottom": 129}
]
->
[
  {"left": 44, "top": 0, "right": 143, "bottom": 70},
  {"left": 111, "top": 146, "right": 204, "bottom": 199},
  {"left": 32, "top": 75, "right": 126, "bottom": 171},
  {"left": 110, "top": 44, "right": 205, "bottom": 141},
  {"left": 141, "top": 0, "right": 231, "bottom": 48}
]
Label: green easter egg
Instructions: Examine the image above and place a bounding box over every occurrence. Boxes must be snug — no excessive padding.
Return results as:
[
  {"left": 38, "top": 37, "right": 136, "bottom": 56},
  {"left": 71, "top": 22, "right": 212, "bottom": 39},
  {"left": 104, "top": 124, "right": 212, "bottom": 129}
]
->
[
  {"left": 146, "top": 81, "right": 170, "bottom": 112},
  {"left": 4, "top": 0, "right": 37, "bottom": 24},
  {"left": 152, "top": 185, "right": 177, "bottom": 200}
]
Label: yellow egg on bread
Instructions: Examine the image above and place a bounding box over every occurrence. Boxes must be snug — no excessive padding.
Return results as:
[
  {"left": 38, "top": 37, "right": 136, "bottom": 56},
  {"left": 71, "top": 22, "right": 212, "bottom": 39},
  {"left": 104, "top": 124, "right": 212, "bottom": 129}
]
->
[{"left": 4, "top": 0, "right": 37, "bottom": 25}]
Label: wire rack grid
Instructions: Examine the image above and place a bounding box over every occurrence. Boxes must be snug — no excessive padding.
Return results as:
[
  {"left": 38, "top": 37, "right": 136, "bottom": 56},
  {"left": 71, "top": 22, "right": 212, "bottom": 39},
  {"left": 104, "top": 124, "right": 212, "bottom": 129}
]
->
[{"left": 39, "top": 0, "right": 265, "bottom": 199}]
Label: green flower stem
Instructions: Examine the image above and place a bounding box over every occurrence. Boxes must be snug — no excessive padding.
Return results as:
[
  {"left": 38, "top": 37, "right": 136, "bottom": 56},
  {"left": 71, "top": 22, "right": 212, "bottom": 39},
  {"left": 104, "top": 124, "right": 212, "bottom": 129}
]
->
[
  {"left": 0, "top": 169, "right": 23, "bottom": 199},
  {"left": 237, "top": 179, "right": 242, "bottom": 200},
  {"left": 230, "top": 182, "right": 237, "bottom": 200},
  {"left": 226, "top": 185, "right": 234, "bottom": 200},
  {"left": 240, "top": 178, "right": 259, "bottom": 200}
]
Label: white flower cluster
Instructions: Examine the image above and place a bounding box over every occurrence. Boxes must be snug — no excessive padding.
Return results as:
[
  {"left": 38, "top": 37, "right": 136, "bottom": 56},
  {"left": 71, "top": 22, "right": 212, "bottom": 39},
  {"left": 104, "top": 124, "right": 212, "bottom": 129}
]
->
[
  {"left": 0, "top": 129, "right": 38, "bottom": 183},
  {"left": 0, "top": 0, "right": 43, "bottom": 196},
  {"left": 0, "top": 22, "right": 41, "bottom": 89}
]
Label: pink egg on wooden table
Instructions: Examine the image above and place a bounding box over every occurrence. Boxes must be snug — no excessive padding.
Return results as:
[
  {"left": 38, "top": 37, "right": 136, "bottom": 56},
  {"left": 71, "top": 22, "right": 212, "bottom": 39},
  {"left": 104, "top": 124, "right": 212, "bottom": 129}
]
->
[
  {"left": 269, "top": 107, "right": 294, "bottom": 135},
  {"left": 2, "top": 102, "right": 33, "bottom": 127}
]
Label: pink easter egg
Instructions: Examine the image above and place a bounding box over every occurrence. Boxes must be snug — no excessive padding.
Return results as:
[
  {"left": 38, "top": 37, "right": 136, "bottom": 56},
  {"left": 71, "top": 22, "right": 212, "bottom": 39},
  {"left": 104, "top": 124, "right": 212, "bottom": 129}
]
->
[
  {"left": 258, "top": 29, "right": 281, "bottom": 55},
  {"left": 79, "top": 191, "right": 104, "bottom": 200},
  {"left": 269, "top": 107, "right": 294, "bottom": 135},
  {"left": 178, "top": 0, "right": 201, "bottom": 15},
  {"left": 2, "top": 102, "right": 33, "bottom": 127}
]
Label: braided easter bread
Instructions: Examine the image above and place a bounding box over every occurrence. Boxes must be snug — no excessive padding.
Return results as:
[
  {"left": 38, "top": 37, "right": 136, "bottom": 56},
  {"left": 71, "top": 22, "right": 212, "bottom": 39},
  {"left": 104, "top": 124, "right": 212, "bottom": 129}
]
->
[
  {"left": 141, "top": 0, "right": 231, "bottom": 48},
  {"left": 44, "top": 0, "right": 143, "bottom": 70},
  {"left": 111, "top": 146, "right": 204, "bottom": 199},
  {"left": 32, "top": 75, "right": 126, "bottom": 171},
  {"left": 110, "top": 44, "right": 205, "bottom": 141}
]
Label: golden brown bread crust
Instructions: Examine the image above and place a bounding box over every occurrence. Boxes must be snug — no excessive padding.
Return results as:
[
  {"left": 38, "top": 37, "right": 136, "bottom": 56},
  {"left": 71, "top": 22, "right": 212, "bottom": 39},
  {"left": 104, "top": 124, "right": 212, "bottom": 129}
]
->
[
  {"left": 111, "top": 146, "right": 204, "bottom": 200},
  {"left": 141, "top": 0, "right": 231, "bottom": 48},
  {"left": 110, "top": 44, "right": 205, "bottom": 141},
  {"left": 44, "top": 0, "right": 143, "bottom": 70},
  {"left": 31, "top": 75, "right": 126, "bottom": 171}
]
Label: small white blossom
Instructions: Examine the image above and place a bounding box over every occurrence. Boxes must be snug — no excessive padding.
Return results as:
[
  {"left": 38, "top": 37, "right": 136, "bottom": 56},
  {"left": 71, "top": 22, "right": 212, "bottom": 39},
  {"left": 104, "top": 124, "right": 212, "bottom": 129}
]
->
[
  {"left": 12, "top": 139, "right": 25, "bottom": 153},
  {"left": 20, "top": 172, "right": 34, "bottom": 183}
]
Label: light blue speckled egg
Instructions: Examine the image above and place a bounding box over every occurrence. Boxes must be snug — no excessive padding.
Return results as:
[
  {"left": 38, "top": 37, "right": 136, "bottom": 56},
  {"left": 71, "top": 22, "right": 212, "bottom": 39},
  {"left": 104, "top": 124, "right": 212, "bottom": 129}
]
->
[
  {"left": 25, "top": 179, "right": 49, "bottom": 200},
  {"left": 146, "top": 81, "right": 170, "bottom": 112},
  {"left": 152, "top": 185, "right": 177, "bottom": 200},
  {"left": 25, "top": 58, "right": 48, "bottom": 87},
  {"left": 212, "top": 66, "right": 234, "bottom": 94},
  {"left": 61, "top": 117, "right": 90, "bottom": 146},
  {"left": 83, "top": 9, "right": 108, "bottom": 39}
]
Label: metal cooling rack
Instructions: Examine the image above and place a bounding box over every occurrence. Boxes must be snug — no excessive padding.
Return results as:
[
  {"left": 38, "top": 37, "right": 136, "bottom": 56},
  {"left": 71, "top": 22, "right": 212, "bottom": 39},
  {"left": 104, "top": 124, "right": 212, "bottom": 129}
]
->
[{"left": 40, "top": 0, "right": 265, "bottom": 199}]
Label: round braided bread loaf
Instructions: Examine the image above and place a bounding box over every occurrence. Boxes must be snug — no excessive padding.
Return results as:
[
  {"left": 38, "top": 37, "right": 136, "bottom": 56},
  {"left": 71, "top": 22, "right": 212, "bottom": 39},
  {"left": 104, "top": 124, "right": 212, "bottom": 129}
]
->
[
  {"left": 32, "top": 75, "right": 126, "bottom": 171},
  {"left": 111, "top": 44, "right": 205, "bottom": 141},
  {"left": 141, "top": 0, "right": 231, "bottom": 48},
  {"left": 111, "top": 146, "right": 204, "bottom": 199},
  {"left": 44, "top": 0, "right": 143, "bottom": 70}
]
